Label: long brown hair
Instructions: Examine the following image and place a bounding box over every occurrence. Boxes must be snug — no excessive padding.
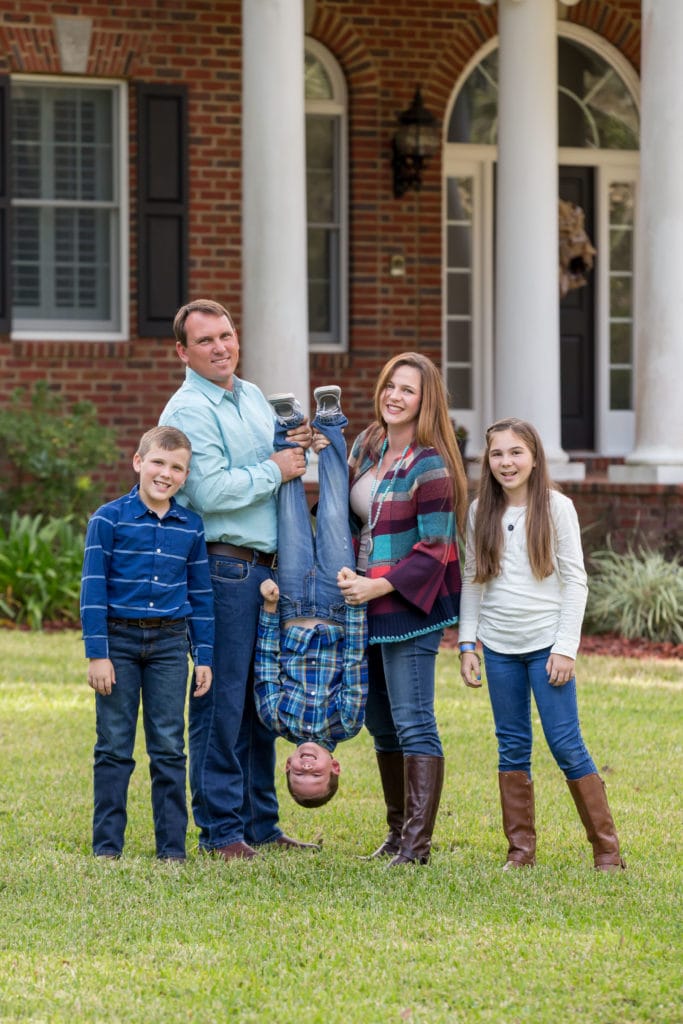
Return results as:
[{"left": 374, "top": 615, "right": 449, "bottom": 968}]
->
[
  {"left": 473, "top": 418, "right": 555, "bottom": 582},
  {"left": 359, "top": 352, "right": 468, "bottom": 534}
]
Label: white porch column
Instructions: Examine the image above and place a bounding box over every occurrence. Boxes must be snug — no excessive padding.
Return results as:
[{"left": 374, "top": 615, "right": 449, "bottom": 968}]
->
[
  {"left": 492, "top": 0, "right": 582, "bottom": 478},
  {"left": 609, "top": 0, "right": 683, "bottom": 484},
  {"left": 241, "top": 0, "right": 310, "bottom": 410}
]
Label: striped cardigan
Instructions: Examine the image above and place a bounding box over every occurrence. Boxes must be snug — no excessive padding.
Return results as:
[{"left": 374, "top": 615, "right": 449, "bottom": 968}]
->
[{"left": 349, "top": 429, "right": 461, "bottom": 643}]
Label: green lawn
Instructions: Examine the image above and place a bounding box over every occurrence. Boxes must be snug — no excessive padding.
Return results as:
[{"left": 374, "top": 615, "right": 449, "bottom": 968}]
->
[{"left": 0, "top": 631, "right": 681, "bottom": 1023}]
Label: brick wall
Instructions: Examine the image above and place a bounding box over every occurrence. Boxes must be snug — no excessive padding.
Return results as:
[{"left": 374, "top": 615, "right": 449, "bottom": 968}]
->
[{"left": 561, "top": 480, "right": 682, "bottom": 560}]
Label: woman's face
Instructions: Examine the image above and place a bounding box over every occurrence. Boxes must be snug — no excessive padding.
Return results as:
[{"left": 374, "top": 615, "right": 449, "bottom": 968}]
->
[{"left": 380, "top": 364, "right": 422, "bottom": 431}]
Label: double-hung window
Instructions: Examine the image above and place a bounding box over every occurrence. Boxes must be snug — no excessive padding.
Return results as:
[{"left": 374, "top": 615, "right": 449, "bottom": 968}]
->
[
  {"left": 305, "top": 40, "right": 347, "bottom": 351},
  {"left": 10, "top": 76, "right": 127, "bottom": 339}
]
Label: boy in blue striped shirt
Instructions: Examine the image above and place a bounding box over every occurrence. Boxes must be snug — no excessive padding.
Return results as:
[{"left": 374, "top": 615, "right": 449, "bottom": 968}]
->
[
  {"left": 81, "top": 426, "right": 214, "bottom": 861},
  {"left": 254, "top": 388, "right": 368, "bottom": 808}
]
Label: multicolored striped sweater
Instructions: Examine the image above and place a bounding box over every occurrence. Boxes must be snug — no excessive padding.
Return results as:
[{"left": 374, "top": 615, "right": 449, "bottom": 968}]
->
[{"left": 349, "top": 429, "right": 461, "bottom": 644}]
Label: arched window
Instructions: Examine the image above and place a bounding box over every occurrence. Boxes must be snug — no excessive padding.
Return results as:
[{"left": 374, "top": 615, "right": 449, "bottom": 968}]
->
[
  {"left": 448, "top": 37, "right": 639, "bottom": 148},
  {"left": 305, "top": 40, "right": 348, "bottom": 350}
]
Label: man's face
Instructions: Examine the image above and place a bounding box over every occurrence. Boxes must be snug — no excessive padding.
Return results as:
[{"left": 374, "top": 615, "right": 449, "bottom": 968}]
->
[
  {"left": 285, "top": 742, "right": 340, "bottom": 803},
  {"left": 176, "top": 310, "right": 240, "bottom": 389}
]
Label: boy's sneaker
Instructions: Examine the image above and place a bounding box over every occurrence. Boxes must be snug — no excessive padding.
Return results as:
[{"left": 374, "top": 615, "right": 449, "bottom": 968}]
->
[
  {"left": 313, "top": 385, "right": 342, "bottom": 419},
  {"left": 268, "top": 392, "right": 303, "bottom": 425}
]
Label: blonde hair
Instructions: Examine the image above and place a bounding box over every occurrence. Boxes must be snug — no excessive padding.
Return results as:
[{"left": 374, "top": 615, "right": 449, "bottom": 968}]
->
[
  {"left": 359, "top": 352, "right": 468, "bottom": 534},
  {"left": 473, "top": 417, "right": 555, "bottom": 582},
  {"left": 286, "top": 768, "right": 339, "bottom": 808},
  {"left": 137, "top": 425, "right": 192, "bottom": 459}
]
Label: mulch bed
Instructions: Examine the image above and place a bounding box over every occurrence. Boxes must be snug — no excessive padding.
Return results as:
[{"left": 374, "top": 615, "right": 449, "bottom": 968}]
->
[{"left": 441, "top": 627, "right": 682, "bottom": 661}]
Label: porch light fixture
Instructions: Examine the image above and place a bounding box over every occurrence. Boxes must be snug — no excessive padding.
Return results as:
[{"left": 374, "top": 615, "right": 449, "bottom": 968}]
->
[{"left": 391, "top": 86, "right": 440, "bottom": 199}]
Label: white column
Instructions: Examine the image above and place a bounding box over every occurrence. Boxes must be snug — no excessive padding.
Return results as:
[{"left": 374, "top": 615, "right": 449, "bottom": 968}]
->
[
  {"left": 609, "top": 0, "right": 683, "bottom": 484},
  {"left": 241, "top": 0, "right": 310, "bottom": 411},
  {"left": 493, "top": 0, "right": 582, "bottom": 478}
]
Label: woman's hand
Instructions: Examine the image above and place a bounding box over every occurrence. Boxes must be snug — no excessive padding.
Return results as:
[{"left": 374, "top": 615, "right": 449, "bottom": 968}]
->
[
  {"left": 460, "top": 651, "right": 482, "bottom": 688},
  {"left": 545, "top": 653, "right": 575, "bottom": 687},
  {"left": 337, "top": 568, "right": 392, "bottom": 605}
]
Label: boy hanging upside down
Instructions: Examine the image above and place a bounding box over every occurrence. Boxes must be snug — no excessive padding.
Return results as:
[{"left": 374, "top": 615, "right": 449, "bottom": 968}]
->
[{"left": 254, "top": 386, "right": 368, "bottom": 808}]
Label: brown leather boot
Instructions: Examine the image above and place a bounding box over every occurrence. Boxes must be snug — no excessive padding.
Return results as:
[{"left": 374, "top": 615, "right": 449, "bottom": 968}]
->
[
  {"left": 498, "top": 771, "right": 536, "bottom": 868},
  {"left": 566, "top": 773, "right": 626, "bottom": 871},
  {"left": 389, "top": 755, "right": 444, "bottom": 866},
  {"left": 365, "top": 751, "right": 405, "bottom": 858}
]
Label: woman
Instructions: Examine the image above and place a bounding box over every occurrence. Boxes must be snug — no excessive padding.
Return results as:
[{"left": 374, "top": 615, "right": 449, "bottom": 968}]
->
[
  {"left": 338, "top": 353, "right": 468, "bottom": 865},
  {"left": 458, "top": 418, "right": 625, "bottom": 871}
]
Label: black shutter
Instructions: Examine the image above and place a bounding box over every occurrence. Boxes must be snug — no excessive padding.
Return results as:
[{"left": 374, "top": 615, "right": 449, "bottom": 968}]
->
[
  {"left": 0, "top": 76, "right": 10, "bottom": 333},
  {"left": 137, "top": 83, "right": 188, "bottom": 337}
]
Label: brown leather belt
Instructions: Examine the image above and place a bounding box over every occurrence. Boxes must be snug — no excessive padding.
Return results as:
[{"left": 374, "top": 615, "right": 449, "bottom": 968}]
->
[
  {"left": 108, "top": 617, "right": 187, "bottom": 629},
  {"left": 206, "top": 542, "right": 277, "bottom": 568}
]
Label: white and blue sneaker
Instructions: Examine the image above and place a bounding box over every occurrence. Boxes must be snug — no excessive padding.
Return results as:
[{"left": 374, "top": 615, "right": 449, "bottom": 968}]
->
[
  {"left": 313, "top": 385, "right": 342, "bottom": 419},
  {"left": 268, "top": 392, "right": 303, "bottom": 426}
]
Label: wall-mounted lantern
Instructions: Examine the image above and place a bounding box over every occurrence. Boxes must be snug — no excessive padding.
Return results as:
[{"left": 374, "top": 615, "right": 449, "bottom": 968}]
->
[{"left": 391, "top": 86, "right": 440, "bottom": 199}]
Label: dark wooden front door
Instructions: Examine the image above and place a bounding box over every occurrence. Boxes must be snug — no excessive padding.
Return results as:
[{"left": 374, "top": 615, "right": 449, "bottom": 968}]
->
[{"left": 559, "top": 166, "right": 595, "bottom": 450}]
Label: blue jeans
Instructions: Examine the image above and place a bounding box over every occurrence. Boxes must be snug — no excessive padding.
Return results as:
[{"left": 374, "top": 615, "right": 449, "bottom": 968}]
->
[
  {"left": 93, "top": 619, "right": 190, "bottom": 858},
  {"left": 364, "top": 630, "right": 444, "bottom": 757},
  {"left": 482, "top": 644, "right": 597, "bottom": 780},
  {"left": 275, "top": 411, "right": 353, "bottom": 626},
  {"left": 190, "top": 554, "right": 282, "bottom": 850}
]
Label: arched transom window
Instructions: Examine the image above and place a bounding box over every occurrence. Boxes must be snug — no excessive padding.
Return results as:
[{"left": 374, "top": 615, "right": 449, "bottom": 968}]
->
[{"left": 448, "top": 37, "right": 639, "bottom": 148}]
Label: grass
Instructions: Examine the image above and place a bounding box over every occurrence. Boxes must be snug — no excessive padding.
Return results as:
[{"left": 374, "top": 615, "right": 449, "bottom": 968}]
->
[{"left": 0, "top": 632, "right": 681, "bottom": 1024}]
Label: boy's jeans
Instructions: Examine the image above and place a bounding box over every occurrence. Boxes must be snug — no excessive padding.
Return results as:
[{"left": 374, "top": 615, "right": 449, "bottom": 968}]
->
[
  {"left": 275, "top": 412, "right": 354, "bottom": 626},
  {"left": 93, "top": 619, "right": 190, "bottom": 858}
]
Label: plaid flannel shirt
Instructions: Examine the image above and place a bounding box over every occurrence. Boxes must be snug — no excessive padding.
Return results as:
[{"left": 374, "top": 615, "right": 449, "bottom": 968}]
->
[{"left": 254, "top": 603, "right": 368, "bottom": 751}]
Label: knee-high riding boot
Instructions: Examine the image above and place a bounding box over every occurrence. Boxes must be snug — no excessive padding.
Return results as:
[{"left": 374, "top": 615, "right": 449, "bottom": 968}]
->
[
  {"left": 498, "top": 770, "right": 536, "bottom": 868},
  {"left": 365, "top": 751, "right": 405, "bottom": 858},
  {"left": 566, "top": 773, "right": 626, "bottom": 871},
  {"left": 389, "top": 754, "right": 444, "bottom": 866}
]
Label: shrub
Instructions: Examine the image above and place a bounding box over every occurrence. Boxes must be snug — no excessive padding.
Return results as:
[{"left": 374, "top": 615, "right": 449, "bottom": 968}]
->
[
  {"left": 0, "top": 382, "right": 119, "bottom": 525},
  {"left": 585, "top": 545, "right": 683, "bottom": 644},
  {"left": 0, "top": 513, "right": 84, "bottom": 629}
]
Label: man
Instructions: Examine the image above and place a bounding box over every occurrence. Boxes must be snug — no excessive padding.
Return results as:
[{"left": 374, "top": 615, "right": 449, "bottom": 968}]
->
[{"left": 159, "top": 298, "right": 318, "bottom": 860}]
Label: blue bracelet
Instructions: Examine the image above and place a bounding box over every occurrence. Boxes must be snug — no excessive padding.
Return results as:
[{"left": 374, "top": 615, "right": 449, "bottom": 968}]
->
[{"left": 459, "top": 642, "right": 476, "bottom": 652}]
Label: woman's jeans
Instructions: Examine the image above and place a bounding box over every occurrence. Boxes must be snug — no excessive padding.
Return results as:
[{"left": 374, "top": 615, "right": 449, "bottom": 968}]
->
[
  {"left": 482, "top": 644, "right": 597, "bottom": 780},
  {"left": 93, "top": 619, "right": 190, "bottom": 858},
  {"left": 364, "top": 630, "right": 444, "bottom": 757},
  {"left": 275, "top": 411, "right": 353, "bottom": 626}
]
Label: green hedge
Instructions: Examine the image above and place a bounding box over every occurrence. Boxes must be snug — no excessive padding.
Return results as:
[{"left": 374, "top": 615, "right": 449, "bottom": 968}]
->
[{"left": 0, "top": 513, "right": 84, "bottom": 630}]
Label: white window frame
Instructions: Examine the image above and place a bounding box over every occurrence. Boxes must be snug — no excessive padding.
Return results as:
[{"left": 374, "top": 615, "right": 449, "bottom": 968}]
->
[
  {"left": 305, "top": 38, "right": 348, "bottom": 352},
  {"left": 10, "top": 74, "right": 129, "bottom": 342},
  {"left": 442, "top": 155, "right": 493, "bottom": 444}
]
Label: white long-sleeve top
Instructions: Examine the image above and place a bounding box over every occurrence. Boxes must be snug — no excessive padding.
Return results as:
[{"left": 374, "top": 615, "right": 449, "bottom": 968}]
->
[{"left": 458, "top": 490, "right": 588, "bottom": 659}]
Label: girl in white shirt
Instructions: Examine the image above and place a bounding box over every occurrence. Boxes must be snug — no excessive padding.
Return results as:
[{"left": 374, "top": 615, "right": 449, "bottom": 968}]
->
[{"left": 459, "top": 418, "right": 625, "bottom": 871}]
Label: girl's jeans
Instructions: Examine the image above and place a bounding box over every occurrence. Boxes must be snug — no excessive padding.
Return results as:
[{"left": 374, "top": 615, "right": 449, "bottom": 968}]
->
[{"left": 482, "top": 644, "right": 597, "bottom": 780}]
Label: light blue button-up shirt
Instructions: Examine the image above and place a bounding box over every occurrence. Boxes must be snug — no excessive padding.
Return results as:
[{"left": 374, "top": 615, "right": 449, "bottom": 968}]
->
[{"left": 159, "top": 368, "right": 281, "bottom": 551}]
